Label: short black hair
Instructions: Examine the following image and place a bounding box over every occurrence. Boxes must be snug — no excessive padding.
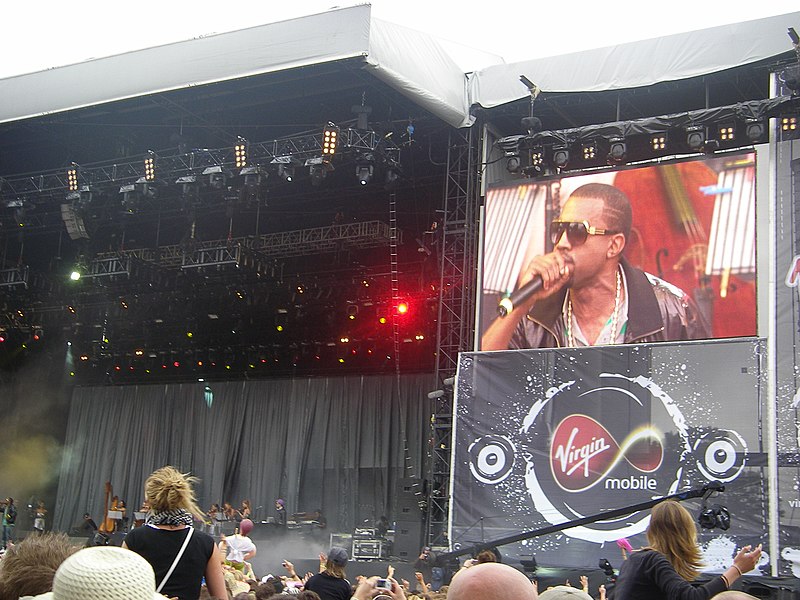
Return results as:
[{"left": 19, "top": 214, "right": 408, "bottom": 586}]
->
[{"left": 569, "top": 183, "right": 632, "bottom": 241}]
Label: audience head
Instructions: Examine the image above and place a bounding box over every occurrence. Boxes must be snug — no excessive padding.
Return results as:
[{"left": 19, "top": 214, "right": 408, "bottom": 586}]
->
[
  {"left": 538, "top": 586, "right": 594, "bottom": 600},
  {"left": 239, "top": 519, "right": 254, "bottom": 536},
  {"left": 325, "top": 546, "right": 349, "bottom": 578},
  {"left": 711, "top": 593, "right": 760, "bottom": 600},
  {"left": 47, "top": 546, "right": 163, "bottom": 599},
  {"left": 447, "top": 563, "right": 536, "bottom": 600},
  {"left": 144, "top": 465, "right": 204, "bottom": 520},
  {"left": 475, "top": 550, "right": 497, "bottom": 564},
  {"left": 0, "top": 532, "right": 79, "bottom": 600},
  {"left": 646, "top": 500, "right": 703, "bottom": 581}
]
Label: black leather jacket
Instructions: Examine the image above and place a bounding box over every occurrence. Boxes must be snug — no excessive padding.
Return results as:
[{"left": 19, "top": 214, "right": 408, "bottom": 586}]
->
[{"left": 509, "top": 258, "right": 709, "bottom": 349}]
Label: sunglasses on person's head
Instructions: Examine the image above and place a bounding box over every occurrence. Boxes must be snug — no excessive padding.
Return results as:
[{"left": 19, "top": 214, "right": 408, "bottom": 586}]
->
[{"left": 549, "top": 220, "right": 618, "bottom": 246}]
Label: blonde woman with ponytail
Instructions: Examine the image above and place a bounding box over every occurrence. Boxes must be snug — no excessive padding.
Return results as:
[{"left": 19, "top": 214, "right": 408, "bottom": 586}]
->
[{"left": 123, "top": 466, "right": 226, "bottom": 600}]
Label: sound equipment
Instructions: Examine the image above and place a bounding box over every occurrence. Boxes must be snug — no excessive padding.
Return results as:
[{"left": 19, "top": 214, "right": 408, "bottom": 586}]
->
[
  {"left": 392, "top": 519, "right": 424, "bottom": 560},
  {"left": 395, "top": 478, "right": 424, "bottom": 519},
  {"left": 352, "top": 539, "right": 390, "bottom": 560},
  {"left": 329, "top": 532, "right": 353, "bottom": 554}
]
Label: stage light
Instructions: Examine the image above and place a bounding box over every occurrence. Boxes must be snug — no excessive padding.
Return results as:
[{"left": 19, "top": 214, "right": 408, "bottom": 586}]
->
[
  {"left": 379, "top": 317, "right": 387, "bottom": 324},
  {"left": 69, "top": 270, "right": 81, "bottom": 281},
  {"left": 67, "top": 163, "right": 79, "bottom": 192},
  {"left": 582, "top": 141, "right": 597, "bottom": 161},
  {"left": 744, "top": 119, "right": 766, "bottom": 142},
  {"left": 505, "top": 156, "right": 522, "bottom": 173},
  {"left": 278, "top": 164, "right": 295, "bottom": 182},
  {"left": 234, "top": 137, "right": 247, "bottom": 168},
  {"left": 530, "top": 147, "right": 544, "bottom": 169},
  {"left": 323, "top": 123, "right": 339, "bottom": 160},
  {"left": 650, "top": 134, "right": 666, "bottom": 151},
  {"left": 144, "top": 152, "right": 156, "bottom": 181},
  {"left": 607, "top": 137, "right": 627, "bottom": 164},
  {"left": 397, "top": 302, "right": 409, "bottom": 315},
  {"left": 347, "top": 305, "right": 358, "bottom": 320},
  {"left": 781, "top": 116, "right": 797, "bottom": 132},
  {"left": 718, "top": 123, "right": 735, "bottom": 142},
  {"left": 551, "top": 146, "right": 570, "bottom": 169},
  {"left": 202, "top": 166, "right": 227, "bottom": 190},
  {"left": 355, "top": 153, "right": 375, "bottom": 185},
  {"left": 306, "top": 158, "right": 330, "bottom": 186},
  {"left": 685, "top": 125, "right": 706, "bottom": 151}
]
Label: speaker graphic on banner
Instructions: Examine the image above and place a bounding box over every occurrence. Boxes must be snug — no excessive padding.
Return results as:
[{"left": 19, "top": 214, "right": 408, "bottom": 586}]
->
[{"left": 450, "top": 341, "right": 765, "bottom": 568}]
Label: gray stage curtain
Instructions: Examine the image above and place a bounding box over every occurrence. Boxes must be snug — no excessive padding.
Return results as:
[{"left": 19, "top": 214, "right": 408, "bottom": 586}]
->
[{"left": 52, "top": 373, "right": 435, "bottom": 533}]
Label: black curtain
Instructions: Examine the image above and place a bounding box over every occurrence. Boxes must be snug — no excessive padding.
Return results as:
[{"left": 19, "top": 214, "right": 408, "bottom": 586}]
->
[{"left": 53, "top": 373, "right": 435, "bottom": 533}]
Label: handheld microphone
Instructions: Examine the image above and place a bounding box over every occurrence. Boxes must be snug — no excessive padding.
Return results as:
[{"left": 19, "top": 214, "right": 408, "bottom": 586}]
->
[{"left": 497, "top": 276, "right": 543, "bottom": 317}]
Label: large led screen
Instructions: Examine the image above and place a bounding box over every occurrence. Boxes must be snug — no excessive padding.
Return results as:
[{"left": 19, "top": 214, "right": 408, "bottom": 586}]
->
[{"left": 479, "top": 152, "right": 757, "bottom": 350}]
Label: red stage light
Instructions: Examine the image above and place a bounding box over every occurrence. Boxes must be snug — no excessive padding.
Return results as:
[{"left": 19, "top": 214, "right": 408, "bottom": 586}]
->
[
  {"left": 0, "top": 336, "right": 5, "bottom": 343},
  {"left": 397, "top": 302, "right": 409, "bottom": 315},
  {"left": 173, "top": 361, "right": 180, "bottom": 368}
]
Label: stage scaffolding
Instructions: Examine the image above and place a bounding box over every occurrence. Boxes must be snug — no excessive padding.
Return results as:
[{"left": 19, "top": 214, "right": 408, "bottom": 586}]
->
[{"left": 427, "top": 126, "right": 482, "bottom": 547}]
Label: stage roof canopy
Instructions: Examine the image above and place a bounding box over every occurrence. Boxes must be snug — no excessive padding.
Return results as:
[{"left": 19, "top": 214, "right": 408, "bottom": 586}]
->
[{"left": 1, "top": 6, "right": 797, "bottom": 129}]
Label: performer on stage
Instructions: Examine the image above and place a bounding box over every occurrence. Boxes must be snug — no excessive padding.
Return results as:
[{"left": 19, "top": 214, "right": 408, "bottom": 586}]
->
[
  {"left": 482, "top": 183, "right": 708, "bottom": 350},
  {"left": 237, "top": 499, "right": 252, "bottom": 521},
  {"left": 110, "top": 495, "right": 127, "bottom": 532},
  {"left": 2, "top": 497, "right": 17, "bottom": 549},
  {"left": 33, "top": 500, "right": 47, "bottom": 534},
  {"left": 222, "top": 501, "right": 236, "bottom": 521},
  {"left": 274, "top": 498, "right": 287, "bottom": 528}
]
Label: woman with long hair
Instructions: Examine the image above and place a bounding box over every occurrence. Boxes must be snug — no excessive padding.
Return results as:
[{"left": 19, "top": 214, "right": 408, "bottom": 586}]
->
[
  {"left": 610, "top": 500, "right": 761, "bottom": 600},
  {"left": 123, "top": 465, "right": 226, "bottom": 600}
]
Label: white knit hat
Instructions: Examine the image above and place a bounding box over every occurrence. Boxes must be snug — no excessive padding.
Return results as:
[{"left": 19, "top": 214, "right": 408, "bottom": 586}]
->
[{"left": 43, "top": 546, "right": 165, "bottom": 600}]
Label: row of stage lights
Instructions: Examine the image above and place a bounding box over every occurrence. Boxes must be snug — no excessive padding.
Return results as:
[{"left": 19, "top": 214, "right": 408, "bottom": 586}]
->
[
  {"left": 62, "top": 124, "right": 396, "bottom": 201},
  {"left": 506, "top": 116, "right": 798, "bottom": 176}
]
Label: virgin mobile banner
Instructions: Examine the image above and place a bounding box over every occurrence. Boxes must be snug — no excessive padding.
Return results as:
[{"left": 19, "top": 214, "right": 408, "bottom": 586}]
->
[{"left": 451, "top": 340, "right": 768, "bottom": 570}]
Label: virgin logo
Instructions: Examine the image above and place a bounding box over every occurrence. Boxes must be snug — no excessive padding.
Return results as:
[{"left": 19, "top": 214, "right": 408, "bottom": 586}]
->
[{"left": 550, "top": 415, "right": 664, "bottom": 492}]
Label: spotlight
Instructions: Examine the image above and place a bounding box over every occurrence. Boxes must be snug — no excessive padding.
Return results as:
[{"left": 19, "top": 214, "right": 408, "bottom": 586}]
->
[
  {"left": 234, "top": 137, "right": 247, "bottom": 168},
  {"left": 650, "top": 133, "right": 667, "bottom": 152},
  {"left": 278, "top": 164, "right": 295, "bottom": 182},
  {"left": 551, "top": 146, "right": 570, "bottom": 169},
  {"left": 143, "top": 151, "right": 156, "bottom": 181},
  {"left": 506, "top": 156, "right": 522, "bottom": 173},
  {"left": 717, "top": 123, "right": 735, "bottom": 142},
  {"left": 272, "top": 156, "right": 299, "bottom": 182},
  {"left": 305, "top": 157, "right": 332, "bottom": 186},
  {"left": 69, "top": 270, "right": 81, "bottom": 281},
  {"left": 67, "top": 163, "right": 79, "bottom": 192},
  {"left": 346, "top": 305, "right": 358, "bottom": 320},
  {"left": 607, "top": 137, "right": 627, "bottom": 164},
  {"left": 322, "top": 123, "right": 339, "bottom": 160},
  {"left": 781, "top": 116, "right": 797, "bottom": 133},
  {"left": 355, "top": 154, "right": 375, "bottom": 185},
  {"left": 685, "top": 125, "right": 706, "bottom": 151},
  {"left": 582, "top": 141, "right": 597, "bottom": 161},
  {"left": 202, "top": 166, "right": 227, "bottom": 190},
  {"left": 744, "top": 119, "right": 766, "bottom": 143}
]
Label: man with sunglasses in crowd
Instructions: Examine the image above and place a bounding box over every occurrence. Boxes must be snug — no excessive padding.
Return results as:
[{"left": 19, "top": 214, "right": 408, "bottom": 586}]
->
[{"left": 482, "top": 182, "right": 708, "bottom": 350}]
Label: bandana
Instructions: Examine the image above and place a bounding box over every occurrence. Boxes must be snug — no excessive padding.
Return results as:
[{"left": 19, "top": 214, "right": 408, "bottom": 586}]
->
[{"left": 146, "top": 508, "right": 193, "bottom": 527}]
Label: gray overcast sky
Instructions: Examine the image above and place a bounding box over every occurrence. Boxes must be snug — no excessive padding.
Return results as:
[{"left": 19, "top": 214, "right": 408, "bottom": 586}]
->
[{"left": 1, "top": 1, "right": 798, "bottom": 78}]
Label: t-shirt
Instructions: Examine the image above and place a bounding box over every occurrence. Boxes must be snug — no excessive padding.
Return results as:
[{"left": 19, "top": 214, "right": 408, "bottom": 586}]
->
[
  {"left": 225, "top": 534, "right": 256, "bottom": 562},
  {"left": 609, "top": 549, "right": 727, "bottom": 600},
  {"left": 124, "top": 525, "right": 215, "bottom": 600},
  {"left": 304, "top": 571, "right": 352, "bottom": 600}
]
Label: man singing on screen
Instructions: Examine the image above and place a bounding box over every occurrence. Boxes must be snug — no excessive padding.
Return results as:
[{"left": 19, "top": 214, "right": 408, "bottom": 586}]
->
[{"left": 481, "top": 183, "right": 709, "bottom": 350}]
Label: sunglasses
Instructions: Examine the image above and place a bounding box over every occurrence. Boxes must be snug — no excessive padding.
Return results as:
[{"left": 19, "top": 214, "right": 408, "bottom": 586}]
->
[{"left": 549, "top": 220, "right": 618, "bottom": 246}]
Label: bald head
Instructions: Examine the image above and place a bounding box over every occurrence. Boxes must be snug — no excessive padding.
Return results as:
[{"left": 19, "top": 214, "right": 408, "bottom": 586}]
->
[
  {"left": 447, "top": 563, "right": 536, "bottom": 600},
  {"left": 710, "top": 593, "right": 760, "bottom": 600}
]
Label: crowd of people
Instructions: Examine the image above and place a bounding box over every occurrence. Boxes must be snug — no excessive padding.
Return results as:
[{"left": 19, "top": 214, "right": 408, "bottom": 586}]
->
[{"left": 0, "top": 469, "right": 768, "bottom": 600}]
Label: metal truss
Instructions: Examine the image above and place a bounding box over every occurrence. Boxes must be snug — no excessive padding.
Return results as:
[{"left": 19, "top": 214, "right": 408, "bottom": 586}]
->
[
  {"left": 0, "top": 267, "right": 29, "bottom": 289},
  {"left": 427, "top": 126, "right": 482, "bottom": 547},
  {"left": 88, "top": 220, "right": 397, "bottom": 274},
  {"left": 0, "top": 128, "right": 393, "bottom": 198}
]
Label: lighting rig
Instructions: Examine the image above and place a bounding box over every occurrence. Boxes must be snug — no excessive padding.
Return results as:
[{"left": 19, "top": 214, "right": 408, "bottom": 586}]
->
[{"left": 498, "top": 95, "right": 800, "bottom": 178}]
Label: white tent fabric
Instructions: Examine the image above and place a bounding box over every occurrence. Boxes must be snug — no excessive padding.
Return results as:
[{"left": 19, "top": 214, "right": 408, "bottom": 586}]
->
[
  {"left": 0, "top": 6, "right": 798, "bottom": 129},
  {"left": 469, "top": 12, "right": 800, "bottom": 109},
  {"left": 0, "top": 5, "right": 374, "bottom": 125}
]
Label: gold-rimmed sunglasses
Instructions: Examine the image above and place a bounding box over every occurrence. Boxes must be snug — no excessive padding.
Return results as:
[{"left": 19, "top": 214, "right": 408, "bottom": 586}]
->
[{"left": 549, "top": 220, "right": 618, "bottom": 246}]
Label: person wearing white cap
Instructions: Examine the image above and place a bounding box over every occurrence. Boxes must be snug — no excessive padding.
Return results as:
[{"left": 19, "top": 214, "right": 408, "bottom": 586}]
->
[
  {"left": 20, "top": 545, "right": 168, "bottom": 600},
  {"left": 123, "top": 466, "right": 226, "bottom": 600}
]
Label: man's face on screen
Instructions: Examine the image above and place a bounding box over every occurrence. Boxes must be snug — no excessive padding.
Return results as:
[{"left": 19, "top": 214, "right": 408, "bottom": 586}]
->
[{"left": 554, "top": 195, "right": 615, "bottom": 288}]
